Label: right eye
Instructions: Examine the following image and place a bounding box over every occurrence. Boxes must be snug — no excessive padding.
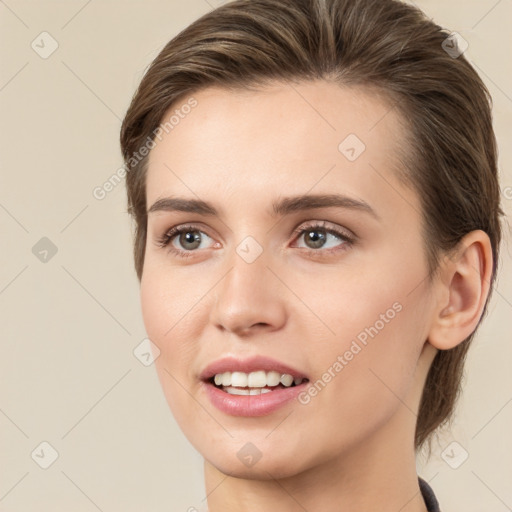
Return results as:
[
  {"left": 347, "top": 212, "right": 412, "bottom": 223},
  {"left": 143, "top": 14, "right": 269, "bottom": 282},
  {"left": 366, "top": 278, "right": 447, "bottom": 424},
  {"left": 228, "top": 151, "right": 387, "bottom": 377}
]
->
[{"left": 156, "top": 224, "right": 217, "bottom": 257}]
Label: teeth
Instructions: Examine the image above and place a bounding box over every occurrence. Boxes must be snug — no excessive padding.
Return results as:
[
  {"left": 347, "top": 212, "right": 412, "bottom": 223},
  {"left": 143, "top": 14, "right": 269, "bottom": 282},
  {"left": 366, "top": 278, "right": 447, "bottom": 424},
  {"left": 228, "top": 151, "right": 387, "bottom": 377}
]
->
[
  {"left": 212, "top": 370, "right": 305, "bottom": 388},
  {"left": 266, "top": 371, "right": 281, "bottom": 387},
  {"left": 248, "top": 370, "right": 267, "bottom": 387},
  {"left": 280, "top": 374, "right": 294, "bottom": 387},
  {"left": 223, "top": 386, "right": 273, "bottom": 395},
  {"left": 231, "top": 371, "right": 248, "bottom": 387}
]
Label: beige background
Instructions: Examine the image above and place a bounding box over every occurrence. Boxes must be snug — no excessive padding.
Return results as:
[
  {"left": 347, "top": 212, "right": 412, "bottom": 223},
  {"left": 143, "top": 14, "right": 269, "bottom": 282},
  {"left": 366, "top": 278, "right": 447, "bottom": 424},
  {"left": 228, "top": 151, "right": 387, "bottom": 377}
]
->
[{"left": 1, "top": 1, "right": 511, "bottom": 510}]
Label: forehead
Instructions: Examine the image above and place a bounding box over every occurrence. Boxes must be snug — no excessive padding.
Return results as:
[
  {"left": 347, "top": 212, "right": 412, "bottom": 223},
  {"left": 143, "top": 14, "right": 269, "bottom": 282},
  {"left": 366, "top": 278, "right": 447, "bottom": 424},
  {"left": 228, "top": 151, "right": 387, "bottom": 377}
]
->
[{"left": 145, "top": 80, "right": 417, "bottom": 219}]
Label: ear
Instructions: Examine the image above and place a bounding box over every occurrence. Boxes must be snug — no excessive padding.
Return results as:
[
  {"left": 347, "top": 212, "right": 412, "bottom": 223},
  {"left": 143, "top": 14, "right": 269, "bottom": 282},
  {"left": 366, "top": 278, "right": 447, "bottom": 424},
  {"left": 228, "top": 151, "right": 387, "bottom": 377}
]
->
[{"left": 428, "top": 230, "right": 494, "bottom": 350}]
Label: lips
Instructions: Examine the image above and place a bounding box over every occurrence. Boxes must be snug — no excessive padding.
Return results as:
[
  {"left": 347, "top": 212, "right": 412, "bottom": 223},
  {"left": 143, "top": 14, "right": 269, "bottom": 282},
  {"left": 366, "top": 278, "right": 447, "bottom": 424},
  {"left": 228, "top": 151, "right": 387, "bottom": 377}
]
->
[
  {"left": 199, "top": 355, "right": 310, "bottom": 416},
  {"left": 199, "top": 355, "right": 309, "bottom": 382}
]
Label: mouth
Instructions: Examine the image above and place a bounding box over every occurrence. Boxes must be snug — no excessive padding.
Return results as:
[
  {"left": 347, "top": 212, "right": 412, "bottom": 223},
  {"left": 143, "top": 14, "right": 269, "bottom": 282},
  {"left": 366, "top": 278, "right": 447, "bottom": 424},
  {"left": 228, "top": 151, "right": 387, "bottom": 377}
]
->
[
  {"left": 199, "top": 355, "right": 310, "bottom": 416},
  {"left": 208, "top": 370, "right": 309, "bottom": 396}
]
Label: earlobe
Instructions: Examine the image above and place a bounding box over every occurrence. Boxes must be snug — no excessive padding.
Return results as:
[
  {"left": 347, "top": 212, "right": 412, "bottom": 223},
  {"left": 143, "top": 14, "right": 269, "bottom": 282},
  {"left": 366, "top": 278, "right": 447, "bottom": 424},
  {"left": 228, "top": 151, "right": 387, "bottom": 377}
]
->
[{"left": 428, "top": 230, "right": 493, "bottom": 351}]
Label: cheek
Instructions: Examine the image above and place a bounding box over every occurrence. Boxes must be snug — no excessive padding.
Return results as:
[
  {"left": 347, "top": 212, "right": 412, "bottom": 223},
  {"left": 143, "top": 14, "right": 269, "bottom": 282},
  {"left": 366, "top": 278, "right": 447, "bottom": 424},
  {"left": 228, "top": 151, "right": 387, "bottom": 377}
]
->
[
  {"left": 302, "top": 248, "right": 429, "bottom": 409},
  {"left": 140, "top": 261, "right": 207, "bottom": 348},
  {"left": 140, "top": 268, "right": 204, "bottom": 416},
  {"left": 140, "top": 270, "right": 175, "bottom": 349}
]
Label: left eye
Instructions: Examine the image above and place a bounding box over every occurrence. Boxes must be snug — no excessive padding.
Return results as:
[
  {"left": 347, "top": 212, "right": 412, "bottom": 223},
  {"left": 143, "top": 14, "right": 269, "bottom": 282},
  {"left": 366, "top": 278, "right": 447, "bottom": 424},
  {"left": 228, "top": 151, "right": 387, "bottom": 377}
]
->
[{"left": 292, "top": 223, "right": 352, "bottom": 251}]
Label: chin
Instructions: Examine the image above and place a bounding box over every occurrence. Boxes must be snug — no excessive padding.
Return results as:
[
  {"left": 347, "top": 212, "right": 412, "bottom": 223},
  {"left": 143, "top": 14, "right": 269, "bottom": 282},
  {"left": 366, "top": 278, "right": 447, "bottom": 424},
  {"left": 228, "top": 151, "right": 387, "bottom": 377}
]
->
[{"left": 206, "top": 451, "right": 308, "bottom": 481}]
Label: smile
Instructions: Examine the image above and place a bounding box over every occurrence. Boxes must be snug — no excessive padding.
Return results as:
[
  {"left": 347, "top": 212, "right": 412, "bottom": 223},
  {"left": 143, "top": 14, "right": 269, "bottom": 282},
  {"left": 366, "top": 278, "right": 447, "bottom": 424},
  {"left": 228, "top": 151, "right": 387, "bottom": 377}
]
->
[
  {"left": 212, "top": 370, "right": 307, "bottom": 395},
  {"left": 200, "top": 355, "right": 310, "bottom": 416}
]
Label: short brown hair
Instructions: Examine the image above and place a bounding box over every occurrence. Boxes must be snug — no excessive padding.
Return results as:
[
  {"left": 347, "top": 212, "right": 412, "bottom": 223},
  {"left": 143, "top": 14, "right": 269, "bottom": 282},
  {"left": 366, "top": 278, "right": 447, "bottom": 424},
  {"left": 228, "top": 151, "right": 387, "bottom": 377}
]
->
[{"left": 120, "top": 0, "right": 504, "bottom": 449}]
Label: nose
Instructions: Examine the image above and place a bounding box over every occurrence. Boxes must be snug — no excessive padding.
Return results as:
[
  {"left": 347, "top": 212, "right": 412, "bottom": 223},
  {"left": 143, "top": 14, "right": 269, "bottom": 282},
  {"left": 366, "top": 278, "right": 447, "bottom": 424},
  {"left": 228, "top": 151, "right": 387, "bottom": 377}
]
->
[{"left": 209, "top": 249, "right": 287, "bottom": 337}]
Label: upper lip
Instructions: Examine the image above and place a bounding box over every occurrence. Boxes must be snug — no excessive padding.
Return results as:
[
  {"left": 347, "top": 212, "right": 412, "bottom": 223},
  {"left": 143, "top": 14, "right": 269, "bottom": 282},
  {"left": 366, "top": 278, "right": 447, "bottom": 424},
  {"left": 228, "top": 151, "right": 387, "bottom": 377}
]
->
[{"left": 199, "top": 355, "right": 309, "bottom": 382}]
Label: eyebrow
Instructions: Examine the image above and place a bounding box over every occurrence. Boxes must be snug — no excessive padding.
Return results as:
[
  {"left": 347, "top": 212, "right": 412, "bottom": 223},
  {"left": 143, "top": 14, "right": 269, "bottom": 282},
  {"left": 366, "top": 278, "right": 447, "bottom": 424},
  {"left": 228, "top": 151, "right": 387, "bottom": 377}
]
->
[{"left": 147, "top": 193, "right": 379, "bottom": 219}]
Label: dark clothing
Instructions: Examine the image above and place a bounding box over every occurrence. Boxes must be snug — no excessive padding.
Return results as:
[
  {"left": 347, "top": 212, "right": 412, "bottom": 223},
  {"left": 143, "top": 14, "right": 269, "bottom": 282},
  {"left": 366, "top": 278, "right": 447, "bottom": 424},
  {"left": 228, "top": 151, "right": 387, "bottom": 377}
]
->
[{"left": 419, "top": 477, "right": 441, "bottom": 512}]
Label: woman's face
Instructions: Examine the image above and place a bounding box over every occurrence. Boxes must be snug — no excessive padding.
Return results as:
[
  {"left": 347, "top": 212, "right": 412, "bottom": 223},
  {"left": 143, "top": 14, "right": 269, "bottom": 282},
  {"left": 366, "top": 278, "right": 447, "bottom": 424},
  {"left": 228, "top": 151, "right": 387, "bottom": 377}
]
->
[{"left": 141, "top": 80, "right": 439, "bottom": 478}]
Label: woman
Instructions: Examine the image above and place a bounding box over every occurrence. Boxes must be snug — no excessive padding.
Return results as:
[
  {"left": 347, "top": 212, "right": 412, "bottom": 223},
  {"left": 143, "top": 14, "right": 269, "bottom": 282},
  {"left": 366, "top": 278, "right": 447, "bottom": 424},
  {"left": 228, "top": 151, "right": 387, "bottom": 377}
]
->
[{"left": 120, "top": 0, "right": 504, "bottom": 509}]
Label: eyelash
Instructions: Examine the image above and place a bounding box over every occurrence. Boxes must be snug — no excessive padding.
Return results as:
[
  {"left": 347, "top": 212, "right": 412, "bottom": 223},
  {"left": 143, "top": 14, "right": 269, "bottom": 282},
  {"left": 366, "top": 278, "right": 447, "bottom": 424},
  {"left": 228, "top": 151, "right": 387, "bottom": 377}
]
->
[{"left": 155, "top": 221, "right": 355, "bottom": 259}]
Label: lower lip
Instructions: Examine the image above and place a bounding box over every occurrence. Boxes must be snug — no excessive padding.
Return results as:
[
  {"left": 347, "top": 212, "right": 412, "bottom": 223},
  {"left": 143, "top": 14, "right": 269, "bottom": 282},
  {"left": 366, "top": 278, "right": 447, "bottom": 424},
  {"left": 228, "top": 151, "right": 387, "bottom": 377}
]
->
[{"left": 202, "top": 381, "right": 309, "bottom": 417}]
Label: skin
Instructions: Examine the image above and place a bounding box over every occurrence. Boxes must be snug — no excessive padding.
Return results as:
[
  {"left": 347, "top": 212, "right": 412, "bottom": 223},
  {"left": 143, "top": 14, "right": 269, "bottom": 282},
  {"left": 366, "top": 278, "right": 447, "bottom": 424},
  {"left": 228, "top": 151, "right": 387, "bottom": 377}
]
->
[{"left": 141, "top": 80, "right": 492, "bottom": 511}]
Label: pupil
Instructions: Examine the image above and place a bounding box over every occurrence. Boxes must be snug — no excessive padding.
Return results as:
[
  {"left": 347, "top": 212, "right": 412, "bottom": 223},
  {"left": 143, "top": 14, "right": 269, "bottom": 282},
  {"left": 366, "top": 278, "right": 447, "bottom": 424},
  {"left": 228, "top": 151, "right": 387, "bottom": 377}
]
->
[
  {"left": 181, "top": 231, "right": 201, "bottom": 249},
  {"left": 307, "top": 229, "right": 326, "bottom": 249}
]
